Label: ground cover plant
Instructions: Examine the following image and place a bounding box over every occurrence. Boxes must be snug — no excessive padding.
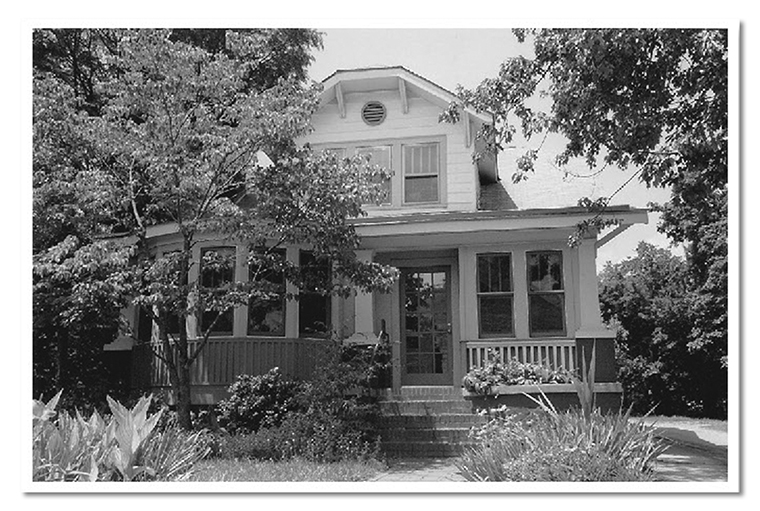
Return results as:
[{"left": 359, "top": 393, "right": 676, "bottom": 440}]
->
[
  {"left": 32, "top": 391, "right": 211, "bottom": 482},
  {"left": 190, "top": 457, "right": 384, "bottom": 482}
]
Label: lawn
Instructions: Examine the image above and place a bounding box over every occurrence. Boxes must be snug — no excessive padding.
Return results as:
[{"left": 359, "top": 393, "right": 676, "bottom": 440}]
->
[{"left": 189, "top": 457, "right": 386, "bottom": 482}]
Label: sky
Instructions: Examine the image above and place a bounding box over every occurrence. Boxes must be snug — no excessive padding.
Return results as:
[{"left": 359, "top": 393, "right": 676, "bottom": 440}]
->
[{"left": 306, "top": 28, "right": 680, "bottom": 270}]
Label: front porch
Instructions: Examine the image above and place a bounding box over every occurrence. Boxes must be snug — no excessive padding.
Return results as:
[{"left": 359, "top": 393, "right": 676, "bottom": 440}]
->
[{"left": 131, "top": 334, "right": 618, "bottom": 406}]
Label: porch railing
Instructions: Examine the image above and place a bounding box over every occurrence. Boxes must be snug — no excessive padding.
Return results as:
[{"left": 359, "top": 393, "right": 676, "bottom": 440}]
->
[
  {"left": 132, "top": 337, "right": 333, "bottom": 390},
  {"left": 463, "top": 339, "right": 577, "bottom": 373}
]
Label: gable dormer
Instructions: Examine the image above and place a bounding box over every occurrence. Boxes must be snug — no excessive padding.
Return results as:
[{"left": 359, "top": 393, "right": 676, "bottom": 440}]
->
[{"left": 302, "top": 66, "right": 497, "bottom": 214}]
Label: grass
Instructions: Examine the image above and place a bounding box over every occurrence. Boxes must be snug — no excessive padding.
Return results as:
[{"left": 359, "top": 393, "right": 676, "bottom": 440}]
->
[{"left": 189, "top": 457, "right": 386, "bottom": 482}]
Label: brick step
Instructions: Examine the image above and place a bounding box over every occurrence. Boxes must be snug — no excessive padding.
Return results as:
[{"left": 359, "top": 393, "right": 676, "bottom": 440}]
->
[
  {"left": 379, "top": 427, "right": 474, "bottom": 443},
  {"left": 376, "top": 413, "right": 489, "bottom": 429},
  {"left": 380, "top": 441, "right": 475, "bottom": 457},
  {"left": 378, "top": 400, "right": 474, "bottom": 415},
  {"left": 377, "top": 386, "right": 463, "bottom": 401}
]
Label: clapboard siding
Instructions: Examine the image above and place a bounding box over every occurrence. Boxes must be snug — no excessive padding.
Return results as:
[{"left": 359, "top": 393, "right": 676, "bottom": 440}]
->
[{"left": 304, "top": 93, "right": 478, "bottom": 212}]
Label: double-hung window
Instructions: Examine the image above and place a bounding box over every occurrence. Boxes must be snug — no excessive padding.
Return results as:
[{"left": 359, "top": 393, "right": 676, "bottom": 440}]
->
[
  {"left": 247, "top": 249, "right": 286, "bottom": 337},
  {"left": 356, "top": 145, "right": 392, "bottom": 205},
  {"left": 477, "top": 253, "right": 514, "bottom": 337},
  {"left": 199, "top": 247, "right": 235, "bottom": 336},
  {"left": 526, "top": 251, "right": 566, "bottom": 337},
  {"left": 403, "top": 142, "right": 440, "bottom": 204},
  {"left": 317, "top": 137, "right": 442, "bottom": 207},
  {"left": 298, "top": 251, "right": 331, "bottom": 337}
]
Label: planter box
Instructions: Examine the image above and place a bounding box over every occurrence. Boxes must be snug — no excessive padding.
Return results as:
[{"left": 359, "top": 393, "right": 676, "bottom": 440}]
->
[{"left": 463, "top": 382, "right": 623, "bottom": 413}]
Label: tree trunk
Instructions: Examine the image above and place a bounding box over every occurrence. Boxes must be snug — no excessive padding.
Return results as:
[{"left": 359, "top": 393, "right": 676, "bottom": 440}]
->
[
  {"left": 174, "top": 233, "right": 194, "bottom": 430},
  {"left": 175, "top": 349, "right": 193, "bottom": 430}
]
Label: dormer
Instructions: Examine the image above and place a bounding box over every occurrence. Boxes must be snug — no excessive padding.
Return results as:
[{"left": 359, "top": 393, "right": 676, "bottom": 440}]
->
[{"left": 302, "top": 66, "right": 497, "bottom": 214}]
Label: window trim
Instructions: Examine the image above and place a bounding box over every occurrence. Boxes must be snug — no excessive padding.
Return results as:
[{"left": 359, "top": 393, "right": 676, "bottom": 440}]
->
[
  {"left": 476, "top": 252, "right": 515, "bottom": 339},
  {"left": 526, "top": 250, "right": 567, "bottom": 337}
]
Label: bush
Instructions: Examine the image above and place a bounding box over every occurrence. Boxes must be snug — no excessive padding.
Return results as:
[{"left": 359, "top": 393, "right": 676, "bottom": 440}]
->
[
  {"left": 215, "top": 340, "right": 383, "bottom": 462},
  {"left": 457, "top": 397, "right": 668, "bottom": 482},
  {"left": 216, "top": 368, "right": 302, "bottom": 435},
  {"left": 462, "top": 349, "right": 573, "bottom": 395},
  {"left": 32, "top": 391, "right": 211, "bottom": 482}
]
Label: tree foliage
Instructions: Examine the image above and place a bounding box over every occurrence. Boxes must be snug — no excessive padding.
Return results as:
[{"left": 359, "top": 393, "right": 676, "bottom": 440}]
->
[
  {"left": 32, "top": 28, "right": 397, "bottom": 425},
  {"left": 451, "top": 29, "right": 728, "bottom": 415},
  {"left": 599, "top": 242, "right": 726, "bottom": 418}
]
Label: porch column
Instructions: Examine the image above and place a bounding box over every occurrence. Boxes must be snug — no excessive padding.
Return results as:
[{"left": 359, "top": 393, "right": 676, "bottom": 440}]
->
[
  {"left": 346, "top": 249, "right": 377, "bottom": 344},
  {"left": 574, "top": 236, "right": 616, "bottom": 382}
]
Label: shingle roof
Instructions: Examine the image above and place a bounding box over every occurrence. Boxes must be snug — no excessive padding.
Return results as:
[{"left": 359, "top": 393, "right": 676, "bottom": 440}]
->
[{"left": 478, "top": 181, "right": 518, "bottom": 211}]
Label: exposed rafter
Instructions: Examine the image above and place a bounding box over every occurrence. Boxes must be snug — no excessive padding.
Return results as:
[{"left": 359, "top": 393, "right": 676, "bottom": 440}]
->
[
  {"left": 335, "top": 81, "right": 346, "bottom": 118},
  {"left": 398, "top": 77, "right": 408, "bottom": 114},
  {"left": 596, "top": 223, "right": 632, "bottom": 249}
]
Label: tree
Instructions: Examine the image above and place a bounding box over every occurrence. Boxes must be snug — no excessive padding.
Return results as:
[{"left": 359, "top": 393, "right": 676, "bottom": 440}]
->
[
  {"left": 599, "top": 243, "right": 726, "bottom": 418},
  {"left": 448, "top": 29, "right": 727, "bottom": 415},
  {"left": 33, "top": 29, "right": 397, "bottom": 428}
]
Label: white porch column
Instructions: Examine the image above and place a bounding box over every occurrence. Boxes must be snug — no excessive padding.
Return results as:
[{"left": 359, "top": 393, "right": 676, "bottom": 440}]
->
[
  {"left": 346, "top": 249, "right": 377, "bottom": 344},
  {"left": 574, "top": 236, "right": 613, "bottom": 339},
  {"left": 233, "top": 244, "right": 248, "bottom": 337}
]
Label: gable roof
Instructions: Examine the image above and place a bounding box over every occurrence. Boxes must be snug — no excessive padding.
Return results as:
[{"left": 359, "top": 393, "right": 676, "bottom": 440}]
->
[{"left": 319, "top": 65, "right": 492, "bottom": 125}]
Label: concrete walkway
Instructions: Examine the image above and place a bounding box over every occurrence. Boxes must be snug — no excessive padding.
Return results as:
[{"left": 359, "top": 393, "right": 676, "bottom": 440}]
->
[{"left": 370, "top": 418, "right": 729, "bottom": 482}]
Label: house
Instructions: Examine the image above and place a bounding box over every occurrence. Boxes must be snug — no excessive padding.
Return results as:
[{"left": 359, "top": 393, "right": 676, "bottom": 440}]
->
[{"left": 125, "top": 66, "right": 647, "bottom": 407}]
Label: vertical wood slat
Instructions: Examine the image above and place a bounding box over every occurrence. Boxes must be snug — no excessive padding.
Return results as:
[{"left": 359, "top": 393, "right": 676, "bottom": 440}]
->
[
  {"left": 464, "top": 340, "right": 577, "bottom": 372},
  {"left": 135, "top": 337, "right": 332, "bottom": 391}
]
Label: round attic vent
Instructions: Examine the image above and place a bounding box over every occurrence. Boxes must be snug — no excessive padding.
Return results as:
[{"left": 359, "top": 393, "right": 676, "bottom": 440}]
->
[{"left": 361, "top": 101, "right": 387, "bottom": 126}]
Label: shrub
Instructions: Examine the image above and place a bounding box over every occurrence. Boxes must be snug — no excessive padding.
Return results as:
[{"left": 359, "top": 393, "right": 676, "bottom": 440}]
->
[
  {"left": 457, "top": 351, "right": 668, "bottom": 482},
  {"left": 216, "top": 368, "right": 302, "bottom": 435},
  {"left": 458, "top": 404, "right": 667, "bottom": 482},
  {"left": 215, "top": 340, "right": 383, "bottom": 462},
  {"left": 32, "top": 391, "right": 211, "bottom": 482},
  {"left": 462, "top": 350, "right": 573, "bottom": 395}
]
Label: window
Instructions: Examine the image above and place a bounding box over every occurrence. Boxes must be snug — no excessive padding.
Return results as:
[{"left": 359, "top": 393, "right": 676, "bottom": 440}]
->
[
  {"left": 403, "top": 142, "right": 440, "bottom": 204},
  {"left": 247, "top": 249, "right": 286, "bottom": 337},
  {"left": 356, "top": 145, "right": 392, "bottom": 204},
  {"left": 477, "top": 254, "right": 514, "bottom": 337},
  {"left": 299, "top": 251, "right": 331, "bottom": 337},
  {"left": 526, "top": 251, "right": 566, "bottom": 336},
  {"left": 315, "top": 137, "right": 443, "bottom": 207},
  {"left": 199, "top": 247, "right": 235, "bottom": 336}
]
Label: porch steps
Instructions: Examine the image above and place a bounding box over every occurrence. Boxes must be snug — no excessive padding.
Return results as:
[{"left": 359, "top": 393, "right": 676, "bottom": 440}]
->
[{"left": 375, "top": 387, "right": 488, "bottom": 458}]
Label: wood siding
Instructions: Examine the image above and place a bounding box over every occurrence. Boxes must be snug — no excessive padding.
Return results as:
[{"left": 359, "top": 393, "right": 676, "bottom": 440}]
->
[
  {"left": 304, "top": 93, "right": 478, "bottom": 213},
  {"left": 132, "top": 337, "right": 332, "bottom": 401}
]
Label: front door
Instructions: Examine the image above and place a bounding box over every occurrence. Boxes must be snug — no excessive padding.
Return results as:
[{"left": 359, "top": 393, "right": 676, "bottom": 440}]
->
[{"left": 401, "top": 267, "right": 453, "bottom": 386}]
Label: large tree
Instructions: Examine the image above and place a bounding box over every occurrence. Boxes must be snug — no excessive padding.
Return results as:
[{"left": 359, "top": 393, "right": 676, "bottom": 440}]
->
[
  {"left": 448, "top": 29, "right": 728, "bottom": 414},
  {"left": 599, "top": 242, "right": 726, "bottom": 418},
  {"left": 33, "top": 29, "right": 396, "bottom": 427}
]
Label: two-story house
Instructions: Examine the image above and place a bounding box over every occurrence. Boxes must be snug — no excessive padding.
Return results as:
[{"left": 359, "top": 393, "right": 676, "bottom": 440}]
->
[{"left": 127, "top": 66, "right": 647, "bottom": 407}]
